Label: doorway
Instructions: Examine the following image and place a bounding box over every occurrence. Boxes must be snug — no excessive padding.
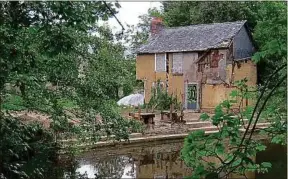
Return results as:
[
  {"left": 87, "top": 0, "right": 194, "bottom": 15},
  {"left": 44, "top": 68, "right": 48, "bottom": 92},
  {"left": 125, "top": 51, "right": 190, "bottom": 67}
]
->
[{"left": 186, "top": 83, "right": 198, "bottom": 110}]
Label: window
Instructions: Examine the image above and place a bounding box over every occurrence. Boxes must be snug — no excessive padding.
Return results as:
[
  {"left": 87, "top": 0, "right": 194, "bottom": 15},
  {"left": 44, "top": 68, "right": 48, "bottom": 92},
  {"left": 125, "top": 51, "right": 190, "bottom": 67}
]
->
[
  {"left": 211, "top": 50, "right": 224, "bottom": 68},
  {"left": 155, "top": 53, "right": 166, "bottom": 72},
  {"left": 172, "top": 53, "right": 183, "bottom": 74}
]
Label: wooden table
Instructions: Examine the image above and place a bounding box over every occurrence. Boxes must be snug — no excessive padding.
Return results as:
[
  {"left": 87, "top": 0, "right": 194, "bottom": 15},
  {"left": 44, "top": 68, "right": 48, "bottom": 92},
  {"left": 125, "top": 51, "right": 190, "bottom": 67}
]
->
[
  {"left": 129, "top": 112, "right": 155, "bottom": 129},
  {"left": 139, "top": 112, "right": 155, "bottom": 126}
]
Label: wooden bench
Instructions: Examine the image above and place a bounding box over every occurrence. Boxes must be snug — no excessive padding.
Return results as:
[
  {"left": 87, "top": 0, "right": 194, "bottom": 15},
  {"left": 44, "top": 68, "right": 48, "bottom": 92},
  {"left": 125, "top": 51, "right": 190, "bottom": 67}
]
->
[
  {"left": 160, "top": 103, "right": 185, "bottom": 123},
  {"left": 161, "top": 110, "right": 177, "bottom": 121}
]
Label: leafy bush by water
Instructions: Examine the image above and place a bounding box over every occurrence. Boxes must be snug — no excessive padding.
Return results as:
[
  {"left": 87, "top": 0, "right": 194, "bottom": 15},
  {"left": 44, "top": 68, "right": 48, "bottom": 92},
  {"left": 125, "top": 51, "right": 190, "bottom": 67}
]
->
[{"left": 0, "top": 117, "right": 56, "bottom": 179}]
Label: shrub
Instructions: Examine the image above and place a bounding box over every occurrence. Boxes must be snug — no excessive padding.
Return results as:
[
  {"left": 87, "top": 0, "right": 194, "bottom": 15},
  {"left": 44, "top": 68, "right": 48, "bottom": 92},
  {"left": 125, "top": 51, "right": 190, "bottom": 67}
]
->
[{"left": 147, "top": 81, "right": 181, "bottom": 111}]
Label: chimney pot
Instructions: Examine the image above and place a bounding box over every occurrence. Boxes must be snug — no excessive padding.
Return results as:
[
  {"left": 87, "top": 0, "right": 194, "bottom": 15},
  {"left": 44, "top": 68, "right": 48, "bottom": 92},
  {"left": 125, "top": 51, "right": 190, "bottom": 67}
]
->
[{"left": 151, "top": 17, "right": 164, "bottom": 36}]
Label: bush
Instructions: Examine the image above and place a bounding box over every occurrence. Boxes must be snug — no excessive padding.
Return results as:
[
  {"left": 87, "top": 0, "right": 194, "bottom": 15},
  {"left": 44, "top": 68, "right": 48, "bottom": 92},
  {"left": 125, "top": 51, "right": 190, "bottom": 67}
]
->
[
  {"left": 0, "top": 117, "right": 56, "bottom": 179},
  {"left": 1, "top": 94, "right": 27, "bottom": 111},
  {"left": 147, "top": 81, "right": 181, "bottom": 111}
]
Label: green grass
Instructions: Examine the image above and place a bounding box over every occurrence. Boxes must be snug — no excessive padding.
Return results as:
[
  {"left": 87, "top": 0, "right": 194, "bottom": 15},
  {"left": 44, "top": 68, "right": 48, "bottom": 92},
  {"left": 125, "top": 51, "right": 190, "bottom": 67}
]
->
[
  {"left": 57, "top": 98, "right": 78, "bottom": 109},
  {"left": 1, "top": 95, "right": 77, "bottom": 111},
  {"left": 1, "top": 94, "right": 27, "bottom": 111}
]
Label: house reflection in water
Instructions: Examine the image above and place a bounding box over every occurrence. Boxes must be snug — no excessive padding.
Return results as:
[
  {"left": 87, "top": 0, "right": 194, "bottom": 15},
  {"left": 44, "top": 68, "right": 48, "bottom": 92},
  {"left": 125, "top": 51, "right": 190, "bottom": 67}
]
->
[
  {"left": 71, "top": 141, "right": 285, "bottom": 179},
  {"left": 74, "top": 140, "right": 192, "bottom": 178},
  {"left": 134, "top": 151, "right": 192, "bottom": 179},
  {"left": 75, "top": 150, "right": 192, "bottom": 179}
]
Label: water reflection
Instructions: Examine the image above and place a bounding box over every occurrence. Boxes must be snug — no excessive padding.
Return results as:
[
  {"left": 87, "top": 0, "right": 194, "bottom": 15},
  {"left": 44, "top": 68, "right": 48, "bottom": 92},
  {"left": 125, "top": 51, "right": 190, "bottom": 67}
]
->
[
  {"left": 65, "top": 140, "right": 191, "bottom": 179},
  {"left": 49, "top": 140, "right": 286, "bottom": 179},
  {"left": 75, "top": 156, "right": 136, "bottom": 178}
]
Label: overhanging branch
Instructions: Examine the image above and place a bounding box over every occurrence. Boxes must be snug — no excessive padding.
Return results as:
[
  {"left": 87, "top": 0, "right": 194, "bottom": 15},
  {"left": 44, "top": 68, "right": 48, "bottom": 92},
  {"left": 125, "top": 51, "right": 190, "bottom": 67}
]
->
[{"left": 103, "top": 1, "right": 125, "bottom": 33}]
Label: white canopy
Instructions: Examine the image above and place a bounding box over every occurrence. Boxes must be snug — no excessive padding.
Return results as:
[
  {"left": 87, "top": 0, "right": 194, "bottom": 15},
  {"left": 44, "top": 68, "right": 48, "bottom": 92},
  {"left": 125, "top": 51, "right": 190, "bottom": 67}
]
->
[{"left": 117, "top": 94, "right": 144, "bottom": 106}]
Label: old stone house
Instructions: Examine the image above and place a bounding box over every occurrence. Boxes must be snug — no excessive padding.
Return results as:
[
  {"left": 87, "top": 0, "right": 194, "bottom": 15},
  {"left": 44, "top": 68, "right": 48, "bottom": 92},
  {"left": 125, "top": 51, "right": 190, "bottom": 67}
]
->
[{"left": 136, "top": 18, "right": 257, "bottom": 112}]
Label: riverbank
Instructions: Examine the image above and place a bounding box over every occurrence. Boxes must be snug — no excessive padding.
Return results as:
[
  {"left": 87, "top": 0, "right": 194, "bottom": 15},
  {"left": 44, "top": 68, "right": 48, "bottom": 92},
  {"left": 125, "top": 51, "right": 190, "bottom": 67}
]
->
[
  {"left": 10, "top": 109, "right": 270, "bottom": 152},
  {"left": 59, "top": 119, "right": 270, "bottom": 153}
]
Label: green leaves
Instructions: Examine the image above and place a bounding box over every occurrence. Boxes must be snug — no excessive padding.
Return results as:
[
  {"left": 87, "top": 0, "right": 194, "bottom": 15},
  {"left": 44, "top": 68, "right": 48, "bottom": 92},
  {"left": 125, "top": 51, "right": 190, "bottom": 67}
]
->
[
  {"left": 115, "top": 2, "right": 121, "bottom": 8},
  {"left": 0, "top": 2, "right": 139, "bottom": 178},
  {"left": 271, "top": 134, "right": 286, "bottom": 145},
  {"left": 180, "top": 75, "right": 286, "bottom": 178},
  {"left": 222, "top": 100, "right": 231, "bottom": 109},
  {"left": 261, "top": 162, "right": 272, "bottom": 168},
  {"left": 246, "top": 162, "right": 272, "bottom": 173},
  {"left": 200, "top": 113, "right": 210, "bottom": 121},
  {"left": 215, "top": 143, "right": 225, "bottom": 155},
  {"left": 147, "top": 86, "right": 181, "bottom": 111},
  {"left": 255, "top": 143, "right": 266, "bottom": 151},
  {"left": 0, "top": 117, "right": 55, "bottom": 178},
  {"left": 229, "top": 90, "right": 238, "bottom": 98}
]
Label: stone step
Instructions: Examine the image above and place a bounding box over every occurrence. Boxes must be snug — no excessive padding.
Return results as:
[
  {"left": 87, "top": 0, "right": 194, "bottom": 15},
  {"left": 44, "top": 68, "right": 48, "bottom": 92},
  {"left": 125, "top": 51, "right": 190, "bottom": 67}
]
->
[
  {"left": 243, "top": 122, "right": 270, "bottom": 129},
  {"left": 185, "top": 121, "right": 212, "bottom": 128},
  {"left": 189, "top": 126, "right": 218, "bottom": 132},
  {"left": 188, "top": 122, "right": 271, "bottom": 133},
  {"left": 100, "top": 132, "right": 143, "bottom": 141},
  {"left": 185, "top": 118, "right": 250, "bottom": 127}
]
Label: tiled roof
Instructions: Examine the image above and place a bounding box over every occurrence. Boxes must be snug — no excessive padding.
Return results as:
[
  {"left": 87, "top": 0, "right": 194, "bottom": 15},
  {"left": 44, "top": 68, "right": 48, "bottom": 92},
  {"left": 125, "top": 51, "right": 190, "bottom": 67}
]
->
[{"left": 137, "top": 20, "right": 247, "bottom": 54}]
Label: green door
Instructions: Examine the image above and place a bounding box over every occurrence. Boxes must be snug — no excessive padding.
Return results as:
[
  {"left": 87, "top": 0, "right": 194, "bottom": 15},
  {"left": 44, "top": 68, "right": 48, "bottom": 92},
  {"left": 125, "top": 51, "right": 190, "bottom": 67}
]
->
[{"left": 187, "top": 84, "right": 197, "bottom": 110}]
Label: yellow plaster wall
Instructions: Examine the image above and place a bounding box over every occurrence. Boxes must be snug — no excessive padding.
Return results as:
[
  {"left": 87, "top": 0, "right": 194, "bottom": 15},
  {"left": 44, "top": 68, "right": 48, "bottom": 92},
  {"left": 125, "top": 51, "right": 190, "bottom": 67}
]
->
[
  {"left": 144, "top": 80, "right": 153, "bottom": 103},
  {"left": 233, "top": 60, "right": 257, "bottom": 86},
  {"left": 168, "top": 56, "right": 184, "bottom": 103},
  {"left": 136, "top": 54, "right": 156, "bottom": 103},
  {"left": 136, "top": 54, "right": 155, "bottom": 80},
  {"left": 202, "top": 59, "right": 257, "bottom": 111},
  {"left": 155, "top": 72, "right": 167, "bottom": 82},
  {"left": 137, "top": 53, "right": 257, "bottom": 108},
  {"left": 143, "top": 72, "right": 167, "bottom": 104},
  {"left": 137, "top": 54, "right": 184, "bottom": 104},
  {"left": 168, "top": 74, "right": 184, "bottom": 102},
  {"left": 226, "top": 60, "right": 257, "bottom": 87},
  {"left": 229, "top": 60, "right": 257, "bottom": 107},
  {"left": 201, "top": 84, "right": 228, "bottom": 109}
]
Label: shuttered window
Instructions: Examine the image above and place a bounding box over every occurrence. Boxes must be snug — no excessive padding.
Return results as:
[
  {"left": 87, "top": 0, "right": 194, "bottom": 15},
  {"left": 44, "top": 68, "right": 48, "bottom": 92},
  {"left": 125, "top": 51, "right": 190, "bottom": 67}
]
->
[
  {"left": 172, "top": 53, "right": 183, "bottom": 74},
  {"left": 155, "top": 53, "right": 166, "bottom": 72}
]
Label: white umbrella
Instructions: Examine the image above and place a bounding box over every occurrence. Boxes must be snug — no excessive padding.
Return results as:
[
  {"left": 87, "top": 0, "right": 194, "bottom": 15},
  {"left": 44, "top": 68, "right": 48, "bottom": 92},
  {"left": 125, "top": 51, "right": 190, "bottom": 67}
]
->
[{"left": 117, "top": 94, "right": 144, "bottom": 106}]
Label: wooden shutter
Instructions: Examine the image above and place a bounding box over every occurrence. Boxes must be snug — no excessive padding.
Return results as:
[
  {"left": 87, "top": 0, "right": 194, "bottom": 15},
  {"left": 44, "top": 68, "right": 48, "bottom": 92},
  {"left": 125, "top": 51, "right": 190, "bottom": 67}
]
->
[
  {"left": 155, "top": 53, "right": 166, "bottom": 72},
  {"left": 172, "top": 53, "right": 183, "bottom": 74}
]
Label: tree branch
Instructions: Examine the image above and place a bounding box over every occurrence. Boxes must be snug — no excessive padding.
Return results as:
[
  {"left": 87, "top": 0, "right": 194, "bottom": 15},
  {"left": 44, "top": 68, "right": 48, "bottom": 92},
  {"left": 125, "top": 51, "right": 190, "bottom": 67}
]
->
[
  {"left": 216, "top": 63, "right": 287, "bottom": 170},
  {"left": 246, "top": 74, "right": 286, "bottom": 146},
  {"left": 103, "top": 2, "right": 125, "bottom": 33}
]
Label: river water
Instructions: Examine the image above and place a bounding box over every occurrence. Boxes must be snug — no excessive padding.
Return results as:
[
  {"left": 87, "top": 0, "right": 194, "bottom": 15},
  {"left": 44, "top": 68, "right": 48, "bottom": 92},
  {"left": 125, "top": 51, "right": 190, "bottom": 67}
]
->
[{"left": 47, "top": 139, "right": 286, "bottom": 179}]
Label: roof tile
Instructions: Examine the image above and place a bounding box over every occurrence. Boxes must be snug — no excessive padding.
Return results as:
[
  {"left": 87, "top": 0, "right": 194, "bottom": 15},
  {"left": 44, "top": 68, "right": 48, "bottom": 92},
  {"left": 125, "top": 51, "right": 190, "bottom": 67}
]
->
[{"left": 137, "top": 20, "right": 246, "bottom": 54}]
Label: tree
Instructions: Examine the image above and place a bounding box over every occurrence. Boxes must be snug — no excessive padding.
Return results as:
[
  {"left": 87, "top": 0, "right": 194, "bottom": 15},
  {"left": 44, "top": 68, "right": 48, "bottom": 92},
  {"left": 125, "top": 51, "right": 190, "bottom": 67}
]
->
[
  {"left": 182, "top": 74, "right": 286, "bottom": 179},
  {"left": 0, "top": 1, "right": 140, "bottom": 178},
  {"left": 124, "top": 7, "right": 162, "bottom": 54},
  {"left": 162, "top": 1, "right": 261, "bottom": 29},
  {"left": 252, "top": 2, "right": 287, "bottom": 85}
]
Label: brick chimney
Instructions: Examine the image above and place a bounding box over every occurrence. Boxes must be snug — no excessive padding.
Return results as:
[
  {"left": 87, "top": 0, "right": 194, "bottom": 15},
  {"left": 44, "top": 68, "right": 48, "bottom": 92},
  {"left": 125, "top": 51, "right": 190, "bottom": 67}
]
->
[{"left": 150, "top": 17, "right": 164, "bottom": 36}]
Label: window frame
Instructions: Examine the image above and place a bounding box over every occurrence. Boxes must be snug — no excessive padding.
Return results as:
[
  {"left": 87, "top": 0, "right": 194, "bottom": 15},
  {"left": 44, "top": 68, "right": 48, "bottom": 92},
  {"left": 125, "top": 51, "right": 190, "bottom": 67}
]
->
[{"left": 154, "top": 53, "right": 167, "bottom": 72}]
